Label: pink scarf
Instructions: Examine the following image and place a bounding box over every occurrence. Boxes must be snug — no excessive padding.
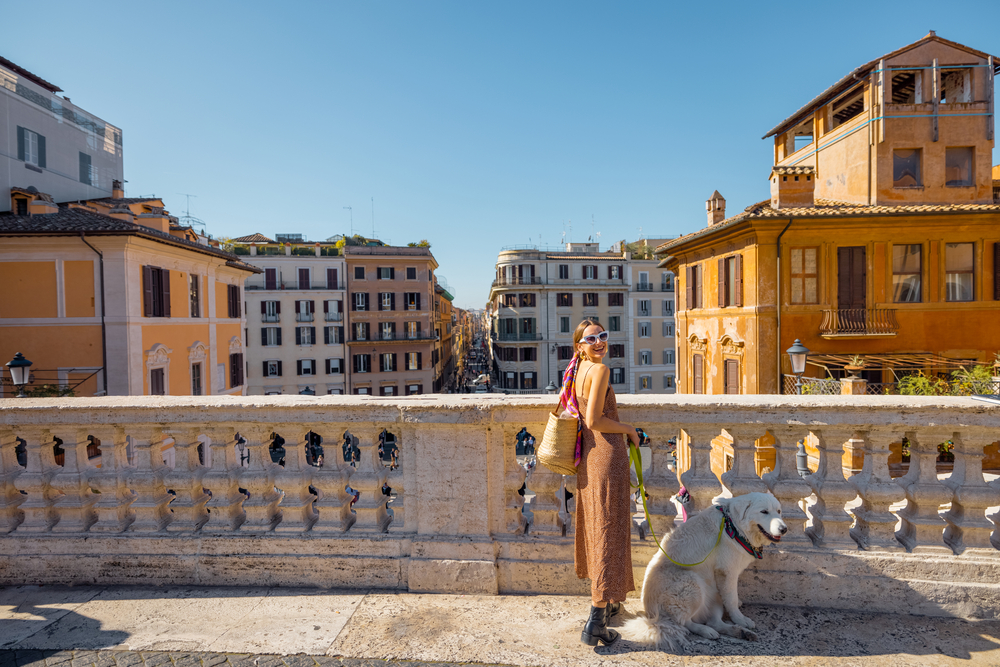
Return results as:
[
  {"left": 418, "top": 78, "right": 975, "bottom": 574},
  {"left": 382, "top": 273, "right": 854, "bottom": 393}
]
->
[{"left": 558, "top": 356, "right": 584, "bottom": 466}]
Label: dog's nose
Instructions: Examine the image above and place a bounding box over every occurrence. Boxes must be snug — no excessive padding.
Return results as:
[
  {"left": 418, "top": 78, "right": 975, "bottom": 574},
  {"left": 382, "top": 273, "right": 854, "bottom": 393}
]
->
[{"left": 779, "top": 524, "right": 788, "bottom": 535}]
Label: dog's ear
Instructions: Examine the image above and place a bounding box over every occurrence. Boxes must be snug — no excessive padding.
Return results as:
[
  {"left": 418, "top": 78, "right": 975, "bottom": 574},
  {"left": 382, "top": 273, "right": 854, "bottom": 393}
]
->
[{"left": 728, "top": 494, "right": 753, "bottom": 526}]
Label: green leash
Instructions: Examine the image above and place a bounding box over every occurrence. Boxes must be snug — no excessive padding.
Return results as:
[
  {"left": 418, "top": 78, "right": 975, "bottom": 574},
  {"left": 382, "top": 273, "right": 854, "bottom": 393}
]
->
[{"left": 629, "top": 443, "right": 723, "bottom": 568}]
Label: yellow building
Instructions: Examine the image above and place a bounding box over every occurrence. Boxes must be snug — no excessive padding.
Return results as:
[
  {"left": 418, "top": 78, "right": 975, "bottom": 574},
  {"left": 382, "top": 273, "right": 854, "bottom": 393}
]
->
[{"left": 0, "top": 184, "right": 259, "bottom": 397}]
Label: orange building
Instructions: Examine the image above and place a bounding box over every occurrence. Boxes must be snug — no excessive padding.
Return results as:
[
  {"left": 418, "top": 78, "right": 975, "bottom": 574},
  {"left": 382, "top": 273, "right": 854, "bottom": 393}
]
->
[{"left": 0, "top": 184, "right": 259, "bottom": 397}]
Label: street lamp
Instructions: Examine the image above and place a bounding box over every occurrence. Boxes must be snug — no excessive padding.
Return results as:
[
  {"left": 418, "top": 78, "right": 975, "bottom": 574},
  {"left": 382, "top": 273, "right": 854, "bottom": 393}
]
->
[
  {"left": 6, "top": 352, "right": 33, "bottom": 398},
  {"left": 545, "top": 381, "right": 557, "bottom": 394},
  {"left": 785, "top": 339, "right": 810, "bottom": 395}
]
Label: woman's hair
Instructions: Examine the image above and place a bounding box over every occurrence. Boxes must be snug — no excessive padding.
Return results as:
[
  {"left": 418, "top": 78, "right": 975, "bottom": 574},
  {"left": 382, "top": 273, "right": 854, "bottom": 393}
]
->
[{"left": 573, "top": 319, "right": 606, "bottom": 357}]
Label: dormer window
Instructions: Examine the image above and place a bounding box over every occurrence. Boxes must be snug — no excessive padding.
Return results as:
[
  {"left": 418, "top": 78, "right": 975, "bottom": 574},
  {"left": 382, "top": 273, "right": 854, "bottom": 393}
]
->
[{"left": 14, "top": 198, "right": 28, "bottom": 216}]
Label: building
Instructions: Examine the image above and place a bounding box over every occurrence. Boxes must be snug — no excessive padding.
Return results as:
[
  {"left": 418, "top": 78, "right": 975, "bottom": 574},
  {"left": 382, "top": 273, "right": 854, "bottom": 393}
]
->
[
  {"left": 235, "top": 233, "right": 347, "bottom": 396},
  {"left": 432, "top": 281, "right": 457, "bottom": 392},
  {"left": 343, "top": 245, "right": 439, "bottom": 396},
  {"left": 0, "top": 185, "right": 257, "bottom": 397},
  {"left": 658, "top": 33, "right": 1000, "bottom": 397},
  {"left": 1, "top": 56, "right": 123, "bottom": 210},
  {"left": 627, "top": 239, "right": 678, "bottom": 393}
]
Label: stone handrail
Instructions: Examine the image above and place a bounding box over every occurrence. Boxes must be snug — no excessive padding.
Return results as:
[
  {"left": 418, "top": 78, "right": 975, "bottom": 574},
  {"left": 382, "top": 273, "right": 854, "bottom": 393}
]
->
[{"left": 1, "top": 395, "right": 999, "bottom": 618}]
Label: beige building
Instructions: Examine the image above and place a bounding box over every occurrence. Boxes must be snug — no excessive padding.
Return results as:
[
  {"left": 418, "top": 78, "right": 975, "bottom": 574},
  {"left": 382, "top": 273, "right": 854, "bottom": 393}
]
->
[
  {"left": 235, "top": 233, "right": 347, "bottom": 396},
  {"left": 628, "top": 241, "right": 677, "bottom": 393}
]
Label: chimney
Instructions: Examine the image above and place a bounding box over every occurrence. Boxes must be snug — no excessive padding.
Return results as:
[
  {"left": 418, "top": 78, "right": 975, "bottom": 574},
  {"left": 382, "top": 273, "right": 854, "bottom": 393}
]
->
[
  {"left": 769, "top": 166, "right": 816, "bottom": 209},
  {"left": 112, "top": 179, "right": 125, "bottom": 199},
  {"left": 108, "top": 204, "right": 135, "bottom": 224},
  {"left": 706, "top": 191, "right": 726, "bottom": 226},
  {"left": 28, "top": 199, "right": 58, "bottom": 215}
]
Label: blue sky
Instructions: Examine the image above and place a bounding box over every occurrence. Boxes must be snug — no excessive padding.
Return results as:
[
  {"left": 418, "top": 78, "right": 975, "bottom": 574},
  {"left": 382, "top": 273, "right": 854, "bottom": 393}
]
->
[{"left": 6, "top": 1, "right": 998, "bottom": 308}]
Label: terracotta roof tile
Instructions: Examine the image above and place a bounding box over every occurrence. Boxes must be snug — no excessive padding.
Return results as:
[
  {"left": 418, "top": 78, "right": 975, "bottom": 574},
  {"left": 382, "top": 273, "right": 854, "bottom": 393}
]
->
[
  {"left": 771, "top": 165, "right": 816, "bottom": 175},
  {"left": 232, "top": 233, "right": 275, "bottom": 243}
]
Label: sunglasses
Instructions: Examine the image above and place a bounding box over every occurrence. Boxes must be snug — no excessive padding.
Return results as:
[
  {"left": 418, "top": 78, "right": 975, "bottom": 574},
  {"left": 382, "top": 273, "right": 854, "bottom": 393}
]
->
[{"left": 581, "top": 331, "right": 610, "bottom": 345}]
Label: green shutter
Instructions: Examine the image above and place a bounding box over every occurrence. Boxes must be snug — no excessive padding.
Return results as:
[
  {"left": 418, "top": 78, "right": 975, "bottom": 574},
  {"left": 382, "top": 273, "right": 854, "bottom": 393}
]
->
[
  {"left": 79, "top": 152, "right": 91, "bottom": 184},
  {"left": 16, "top": 127, "right": 25, "bottom": 161},
  {"left": 37, "top": 134, "right": 46, "bottom": 168}
]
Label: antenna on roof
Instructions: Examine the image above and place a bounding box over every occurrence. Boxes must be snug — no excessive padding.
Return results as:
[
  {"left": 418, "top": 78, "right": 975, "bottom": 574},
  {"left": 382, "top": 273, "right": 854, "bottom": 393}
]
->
[
  {"left": 175, "top": 193, "right": 205, "bottom": 233},
  {"left": 343, "top": 206, "right": 353, "bottom": 236},
  {"left": 371, "top": 197, "right": 375, "bottom": 239}
]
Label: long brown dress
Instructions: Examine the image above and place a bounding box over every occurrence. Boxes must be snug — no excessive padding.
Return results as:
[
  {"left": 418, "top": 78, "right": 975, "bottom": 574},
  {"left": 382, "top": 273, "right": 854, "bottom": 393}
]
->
[{"left": 574, "top": 375, "right": 635, "bottom": 602}]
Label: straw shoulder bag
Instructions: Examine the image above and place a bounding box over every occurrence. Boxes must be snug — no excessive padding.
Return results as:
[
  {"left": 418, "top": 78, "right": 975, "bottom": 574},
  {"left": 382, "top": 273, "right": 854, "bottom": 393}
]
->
[{"left": 536, "top": 406, "right": 579, "bottom": 476}]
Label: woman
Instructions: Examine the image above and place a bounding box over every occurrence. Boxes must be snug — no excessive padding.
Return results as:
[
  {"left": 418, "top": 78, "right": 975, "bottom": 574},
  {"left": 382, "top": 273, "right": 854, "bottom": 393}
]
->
[{"left": 563, "top": 319, "right": 641, "bottom": 646}]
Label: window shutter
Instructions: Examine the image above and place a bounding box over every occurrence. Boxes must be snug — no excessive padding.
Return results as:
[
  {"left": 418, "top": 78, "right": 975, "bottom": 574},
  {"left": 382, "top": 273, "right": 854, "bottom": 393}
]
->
[
  {"left": 261, "top": 328, "right": 267, "bottom": 345},
  {"left": 276, "top": 328, "right": 282, "bottom": 345},
  {"left": 416, "top": 293, "right": 421, "bottom": 310},
  {"left": 295, "top": 328, "right": 302, "bottom": 345},
  {"left": 350, "top": 295, "right": 356, "bottom": 311},
  {"left": 337, "top": 326, "right": 343, "bottom": 343},
  {"left": 162, "top": 270, "right": 171, "bottom": 317},
  {"left": 276, "top": 301, "right": 281, "bottom": 314},
  {"left": 607, "top": 265, "right": 612, "bottom": 279},
  {"left": 277, "top": 360, "right": 282, "bottom": 376},
  {"left": 416, "top": 321, "right": 422, "bottom": 335},
  {"left": 337, "top": 300, "right": 343, "bottom": 313},
  {"left": 378, "top": 293, "right": 383, "bottom": 311},
  {"left": 353, "top": 355, "right": 359, "bottom": 373},
  {"left": 262, "top": 361, "right": 268, "bottom": 377},
  {"left": 994, "top": 242, "right": 1000, "bottom": 300},
  {"left": 718, "top": 258, "right": 726, "bottom": 308},
  {"left": 390, "top": 293, "right": 396, "bottom": 310},
  {"left": 297, "top": 360, "right": 303, "bottom": 375},
  {"left": 693, "top": 354, "right": 704, "bottom": 394},
  {"left": 685, "top": 267, "right": 693, "bottom": 310},
  {"left": 324, "top": 327, "right": 330, "bottom": 345},
  {"left": 308, "top": 300, "right": 314, "bottom": 314},
  {"left": 327, "top": 268, "right": 337, "bottom": 289},
  {"left": 417, "top": 352, "right": 422, "bottom": 370},
  {"left": 79, "top": 152, "right": 91, "bottom": 184},
  {"left": 325, "top": 359, "right": 331, "bottom": 374},
  {"left": 310, "top": 326, "right": 316, "bottom": 342},
  {"left": 392, "top": 353, "right": 397, "bottom": 371},
  {"left": 143, "top": 266, "right": 154, "bottom": 317},
  {"left": 695, "top": 266, "right": 702, "bottom": 309},
  {"left": 323, "top": 300, "right": 329, "bottom": 313},
  {"left": 390, "top": 267, "right": 395, "bottom": 279},
  {"left": 735, "top": 255, "right": 743, "bottom": 307},
  {"left": 37, "top": 135, "right": 46, "bottom": 168},
  {"left": 16, "top": 127, "right": 25, "bottom": 161},
  {"left": 364, "top": 293, "right": 369, "bottom": 310},
  {"left": 260, "top": 301, "right": 266, "bottom": 314},
  {"left": 390, "top": 322, "right": 397, "bottom": 336}
]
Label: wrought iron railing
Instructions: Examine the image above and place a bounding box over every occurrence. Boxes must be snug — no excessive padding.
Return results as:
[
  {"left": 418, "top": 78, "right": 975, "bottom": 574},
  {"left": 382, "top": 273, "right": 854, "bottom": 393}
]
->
[{"left": 819, "top": 308, "right": 899, "bottom": 336}]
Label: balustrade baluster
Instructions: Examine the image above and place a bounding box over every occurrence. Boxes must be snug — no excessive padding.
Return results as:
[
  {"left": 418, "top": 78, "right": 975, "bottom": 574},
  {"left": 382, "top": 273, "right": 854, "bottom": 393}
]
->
[
  {"left": 162, "top": 428, "right": 210, "bottom": 532},
  {"left": 382, "top": 426, "right": 406, "bottom": 532},
  {"left": 504, "top": 423, "right": 531, "bottom": 533},
  {"left": 637, "top": 424, "right": 679, "bottom": 537},
  {"left": 720, "top": 426, "right": 769, "bottom": 497},
  {"left": 0, "top": 428, "right": 25, "bottom": 532},
  {"left": 345, "top": 432, "right": 391, "bottom": 533},
  {"left": 848, "top": 428, "right": 906, "bottom": 550},
  {"left": 761, "top": 427, "right": 811, "bottom": 544},
  {"left": 88, "top": 427, "right": 135, "bottom": 533},
  {"left": 127, "top": 427, "right": 173, "bottom": 532},
  {"left": 678, "top": 426, "right": 723, "bottom": 514},
  {"left": 803, "top": 428, "right": 859, "bottom": 547},
  {"left": 236, "top": 426, "right": 283, "bottom": 531},
  {"left": 308, "top": 428, "right": 351, "bottom": 532},
  {"left": 48, "top": 427, "right": 97, "bottom": 532},
  {"left": 941, "top": 430, "right": 999, "bottom": 553},
  {"left": 273, "top": 426, "right": 318, "bottom": 533},
  {"left": 200, "top": 428, "right": 246, "bottom": 531},
  {"left": 13, "top": 428, "right": 61, "bottom": 532},
  {"left": 895, "top": 428, "right": 952, "bottom": 553},
  {"left": 523, "top": 469, "right": 564, "bottom": 534}
]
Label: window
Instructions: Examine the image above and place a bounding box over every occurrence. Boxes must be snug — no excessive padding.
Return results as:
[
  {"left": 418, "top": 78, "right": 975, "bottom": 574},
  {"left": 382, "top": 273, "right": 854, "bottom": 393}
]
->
[
  {"left": 296, "top": 326, "right": 317, "bottom": 345},
  {"left": 831, "top": 88, "right": 864, "bottom": 128},
  {"left": 893, "top": 149, "right": 922, "bottom": 187},
  {"left": 404, "top": 292, "right": 421, "bottom": 310},
  {"left": 663, "top": 322, "right": 674, "bottom": 337},
  {"left": 560, "top": 317, "right": 570, "bottom": 333},
  {"left": 150, "top": 368, "right": 165, "bottom": 395},
  {"left": 521, "top": 317, "right": 535, "bottom": 335},
  {"left": 79, "top": 152, "right": 94, "bottom": 185},
  {"left": 692, "top": 354, "right": 704, "bottom": 394},
  {"left": 940, "top": 69, "right": 971, "bottom": 104},
  {"left": 790, "top": 247, "right": 819, "bottom": 305},
  {"left": 501, "top": 294, "right": 516, "bottom": 307},
  {"left": 263, "top": 360, "right": 282, "bottom": 377},
  {"left": 640, "top": 375, "right": 652, "bottom": 390},
  {"left": 661, "top": 274, "right": 674, "bottom": 291},
  {"left": 608, "top": 316, "right": 621, "bottom": 332},
  {"left": 354, "top": 322, "right": 369, "bottom": 341},
  {"left": 15, "top": 198, "right": 27, "bottom": 215},
  {"left": 609, "top": 344, "right": 625, "bottom": 358},
  {"left": 326, "top": 268, "right": 339, "bottom": 289},
  {"left": 262, "top": 300, "right": 280, "bottom": 322},
  {"left": 227, "top": 285, "right": 242, "bottom": 318},
  {"left": 406, "top": 267, "right": 417, "bottom": 280},
  {"left": 230, "top": 353, "right": 245, "bottom": 387},
  {"left": 520, "top": 348, "right": 537, "bottom": 362},
  {"left": 295, "top": 299, "right": 314, "bottom": 321},
  {"left": 724, "top": 359, "right": 740, "bottom": 395},
  {"left": 557, "top": 293, "right": 572, "bottom": 307},
  {"left": 558, "top": 345, "right": 573, "bottom": 361},
  {"left": 639, "top": 350, "right": 652, "bottom": 365},
  {"left": 323, "top": 325, "right": 343, "bottom": 344},
  {"left": 662, "top": 300, "right": 673, "bottom": 316},
  {"left": 718, "top": 255, "right": 743, "bottom": 308},
  {"left": 609, "top": 265, "right": 622, "bottom": 280},
  {"left": 892, "top": 244, "right": 922, "bottom": 303},
  {"left": 380, "top": 385, "right": 397, "bottom": 396},
  {"left": 261, "top": 327, "right": 281, "bottom": 346},
  {"left": 327, "top": 388, "right": 343, "bottom": 395},
  {"left": 639, "top": 271, "right": 649, "bottom": 288},
  {"left": 608, "top": 293, "right": 623, "bottom": 307},
  {"left": 583, "top": 293, "right": 598, "bottom": 307},
  {"left": 945, "top": 242, "right": 974, "bottom": 302},
  {"left": 353, "top": 292, "right": 369, "bottom": 311},
  {"left": 518, "top": 293, "right": 536, "bottom": 307},
  {"left": 354, "top": 266, "right": 365, "bottom": 280},
  {"left": 379, "top": 292, "right": 395, "bottom": 310},
  {"left": 558, "top": 265, "right": 569, "bottom": 279},
  {"left": 354, "top": 354, "right": 371, "bottom": 373},
  {"left": 297, "top": 268, "right": 311, "bottom": 289},
  {"left": 16, "top": 127, "right": 45, "bottom": 168},
  {"left": 945, "top": 147, "right": 974, "bottom": 187},
  {"left": 324, "top": 299, "right": 343, "bottom": 320},
  {"left": 639, "top": 321, "right": 650, "bottom": 337},
  {"left": 685, "top": 265, "right": 702, "bottom": 309},
  {"left": 142, "top": 266, "right": 171, "bottom": 318},
  {"left": 189, "top": 275, "right": 200, "bottom": 317},
  {"left": 663, "top": 349, "right": 675, "bottom": 364},
  {"left": 663, "top": 374, "right": 674, "bottom": 389},
  {"left": 406, "top": 352, "right": 422, "bottom": 370},
  {"left": 378, "top": 267, "right": 394, "bottom": 280},
  {"left": 380, "top": 321, "right": 395, "bottom": 340},
  {"left": 297, "top": 359, "right": 316, "bottom": 376},
  {"left": 191, "top": 363, "right": 202, "bottom": 396},
  {"left": 502, "top": 347, "right": 518, "bottom": 362},
  {"left": 521, "top": 372, "right": 536, "bottom": 390},
  {"left": 263, "top": 268, "right": 278, "bottom": 290},
  {"left": 583, "top": 265, "right": 597, "bottom": 280},
  {"left": 610, "top": 367, "right": 625, "bottom": 384},
  {"left": 891, "top": 70, "right": 921, "bottom": 104},
  {"left": 405, "top": 321, "right": 420, "bottom": 339},
  {"left": 325, "top": 358, "right": 343, "bottom": 374},
  {"left": 381, "top": 353, "right": 397, "bottom": 372},
  {"left": 406, "top": 384, "right": 423, "bottom": 395},
  {"left": 355, "top": 387, "right": 370, "bottom": 395},
  {"left": 638, "top": 300, "right": 651, "bottom": 316}
]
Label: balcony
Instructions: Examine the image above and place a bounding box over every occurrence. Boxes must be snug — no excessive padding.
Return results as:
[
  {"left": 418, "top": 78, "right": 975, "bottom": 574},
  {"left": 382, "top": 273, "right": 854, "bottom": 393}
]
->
[
  {"left": 262, "top": 314, "right": 280, "bottom": 323},
  {"left": 347, "top": 333, "right": 439, "bottom": 344},
  {"left": 246, "top": 281, "right": 342, "bottom": 291},
  {"left": 496, "top": 333, "right": 542, "bottom": 341},
  {"left": 295, "top": 313, "right": 314, "bottom": 322},
  {"left": 661, "top": 282, "right": 674, "bottom": 292},
  {"left": 635, "top": 282, "right": 654, "bottom": 292},
  {"left": 491, "top": 277, "right": 542, "bottom": 288},
  {"left": 324, "top": 312, "right": 344, "bottom": 322},
  {"left": 820, "top": 308, "right": 899, "bottom": 338},
  {"left": 1, "top": 394, "right": 998, "bottom": 622}
]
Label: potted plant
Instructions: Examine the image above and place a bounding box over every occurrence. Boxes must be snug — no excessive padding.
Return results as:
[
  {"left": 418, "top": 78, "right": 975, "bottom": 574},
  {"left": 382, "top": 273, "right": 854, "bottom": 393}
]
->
[{"left": 844, "top": 355, "right": 865, "bottom": 378}]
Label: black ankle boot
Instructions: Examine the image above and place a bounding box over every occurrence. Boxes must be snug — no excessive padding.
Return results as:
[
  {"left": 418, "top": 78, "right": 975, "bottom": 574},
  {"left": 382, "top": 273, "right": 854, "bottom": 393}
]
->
[
  {"left": 581, "top": 605, "right": 619, "bottom": 646},
  {"left": 606, "top": 601, "right": 621, "bottom": 621}
]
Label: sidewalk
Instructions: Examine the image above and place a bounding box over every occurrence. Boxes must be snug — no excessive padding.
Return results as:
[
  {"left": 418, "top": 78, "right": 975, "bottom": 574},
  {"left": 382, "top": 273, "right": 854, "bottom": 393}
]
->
[{"left": 2, "top": 586, "right": 1000, "bottom": 667}]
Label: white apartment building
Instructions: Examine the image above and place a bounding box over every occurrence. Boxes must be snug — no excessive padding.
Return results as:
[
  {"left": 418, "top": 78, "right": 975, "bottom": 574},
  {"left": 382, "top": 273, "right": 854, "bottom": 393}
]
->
[
  {"left": 1, "top": 56, "right": 123, "bottom": 210},
  {"left": 237, "top": 234, "right": 347, "bottom": 395},
  {"left": 629, "top": 253, "right": 677, "bottom": 393}
]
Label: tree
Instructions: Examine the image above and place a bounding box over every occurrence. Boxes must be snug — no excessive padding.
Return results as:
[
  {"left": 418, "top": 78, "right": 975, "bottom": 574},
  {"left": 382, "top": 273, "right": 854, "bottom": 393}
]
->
[{"left": 407, "top": 240, "right": 432, "bottom": 248}]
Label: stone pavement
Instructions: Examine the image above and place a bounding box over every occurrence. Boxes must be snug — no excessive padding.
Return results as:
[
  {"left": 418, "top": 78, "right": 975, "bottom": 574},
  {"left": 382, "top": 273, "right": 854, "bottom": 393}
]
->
[{"left": 2, "top": 586, "right": 1000, "bottom": 667}]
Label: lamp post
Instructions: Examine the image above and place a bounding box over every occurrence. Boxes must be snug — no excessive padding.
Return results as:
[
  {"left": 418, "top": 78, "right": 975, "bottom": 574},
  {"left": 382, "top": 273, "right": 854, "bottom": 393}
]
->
[
  {"left": 545, "top": 381, "right": 557, "bottom": 394},
  {"left": 786, "top": 339, "right": 810, "bottom": 395},
  {"left": 5, "top": 352, "right": 33, "bottom": 398}
]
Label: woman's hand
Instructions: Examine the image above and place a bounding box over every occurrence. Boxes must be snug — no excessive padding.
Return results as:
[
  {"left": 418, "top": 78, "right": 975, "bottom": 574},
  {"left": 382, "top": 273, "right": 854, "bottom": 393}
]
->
[{"left": 625, "top": 426, "right": 641, "bottom": 449}]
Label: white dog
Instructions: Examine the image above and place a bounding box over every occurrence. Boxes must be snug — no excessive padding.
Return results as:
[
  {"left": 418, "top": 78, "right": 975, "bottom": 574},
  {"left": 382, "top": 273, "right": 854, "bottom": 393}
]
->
[{"left": 622, "top": 492, "right": 786, "bottom": 651}]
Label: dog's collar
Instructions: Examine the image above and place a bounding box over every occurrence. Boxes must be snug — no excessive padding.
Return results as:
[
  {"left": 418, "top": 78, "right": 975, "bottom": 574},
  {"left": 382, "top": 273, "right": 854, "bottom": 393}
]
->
[{"left": 716, "top": 505, "right": 764, "bottom": 559}]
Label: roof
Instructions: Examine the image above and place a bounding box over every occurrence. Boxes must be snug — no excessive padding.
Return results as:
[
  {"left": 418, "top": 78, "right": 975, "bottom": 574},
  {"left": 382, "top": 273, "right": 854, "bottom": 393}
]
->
[
  {"left": 0, "top": 55, "right": 62, "bottom": 93},
  {"left": 89, "top": 197, "right": 162, "bottom": 206},
  {"left": 0, "top": 205, "right": 261, "bottom": 273},
  {"left": 771, "top": 165, "right": 816, "bottom": 175},
  {"left": 544, "top": 254, "right": 624, "bottom": 261},
  {"left": 655, "top": 198, "right": 1000, "bottom": 254},
  {"left": 232, "top": 233, "right": 275, "bottom": 243},
  {"left": 763, "top": 33, "right": 1000, "bottom": 140}
]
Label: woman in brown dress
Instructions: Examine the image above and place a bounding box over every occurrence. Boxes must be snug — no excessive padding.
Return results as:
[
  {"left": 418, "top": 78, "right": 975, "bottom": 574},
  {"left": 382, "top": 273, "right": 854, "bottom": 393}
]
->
[{"left": 571, "top": 319, "right": 641, "bottom": 646}]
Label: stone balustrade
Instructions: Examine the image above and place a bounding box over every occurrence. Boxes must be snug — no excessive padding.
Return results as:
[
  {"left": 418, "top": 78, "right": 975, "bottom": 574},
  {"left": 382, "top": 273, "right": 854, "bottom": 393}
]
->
[{"left": 1, "top": 394, "right": 999, "bottom": 618}]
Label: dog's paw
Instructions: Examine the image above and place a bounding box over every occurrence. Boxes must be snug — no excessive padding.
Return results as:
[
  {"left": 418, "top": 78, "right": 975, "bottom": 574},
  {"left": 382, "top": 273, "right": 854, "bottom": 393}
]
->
[
  {"left": 739, "top": 628, "right": 760, "bottom": 642},
  {"left": 731, "top": 614, "right": 755, "bottom": 630}
]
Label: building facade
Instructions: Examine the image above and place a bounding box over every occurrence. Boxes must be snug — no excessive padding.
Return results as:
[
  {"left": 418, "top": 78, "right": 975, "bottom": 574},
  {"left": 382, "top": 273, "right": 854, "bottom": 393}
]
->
[
  {"left": 628, "top": 242, "right": 677, "bottom": 394},
  {"left": 235, "top": 234, "right": 348, "bottom": 396}
]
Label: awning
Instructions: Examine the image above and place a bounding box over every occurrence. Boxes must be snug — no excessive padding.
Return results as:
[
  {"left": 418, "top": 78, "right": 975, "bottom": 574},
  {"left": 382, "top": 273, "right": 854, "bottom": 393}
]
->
[{"left": 807, "top": 352, "right": 984, "bottom": 372}]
